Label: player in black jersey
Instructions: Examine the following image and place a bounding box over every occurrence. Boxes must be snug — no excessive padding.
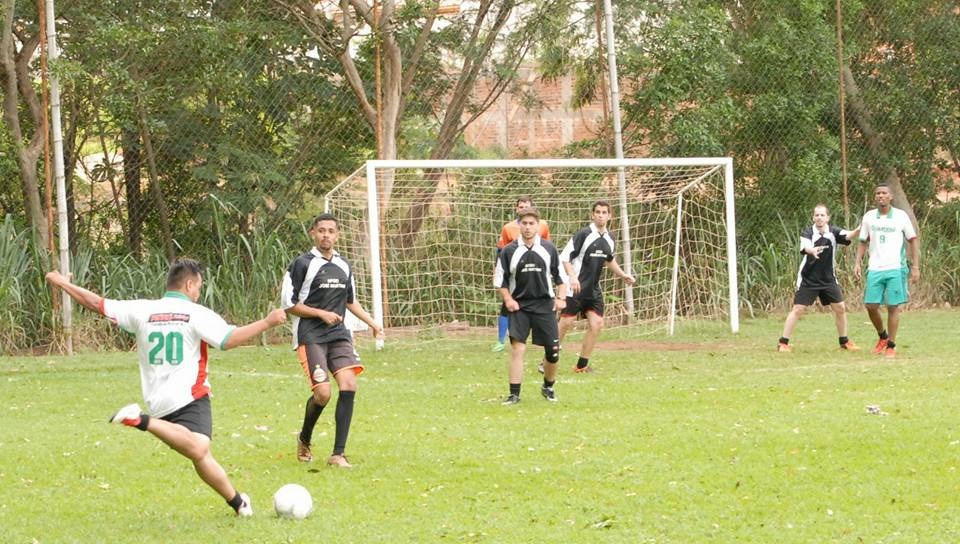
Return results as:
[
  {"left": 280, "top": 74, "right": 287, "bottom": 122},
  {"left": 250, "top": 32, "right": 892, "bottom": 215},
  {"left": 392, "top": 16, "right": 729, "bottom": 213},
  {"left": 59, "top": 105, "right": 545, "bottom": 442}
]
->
[
  {"left": 494, "top": 208, "right": 567, "bottom": 404},
  {"left": 778, "top": 204, "right": 860, "bottom": 352},
  {"left": 557, "top": 201, "right": 635, "bottom": 373},
  {"left": 282, "top": 213, "right": 383, "bottom": 467}
]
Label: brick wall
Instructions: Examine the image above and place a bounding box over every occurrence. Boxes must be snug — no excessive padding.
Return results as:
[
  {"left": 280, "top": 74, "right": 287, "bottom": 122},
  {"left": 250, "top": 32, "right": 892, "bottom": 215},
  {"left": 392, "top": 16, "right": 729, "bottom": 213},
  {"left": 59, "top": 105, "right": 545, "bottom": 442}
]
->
[{"left": 463, "top": 67, "right": 608, "bottom": 157}]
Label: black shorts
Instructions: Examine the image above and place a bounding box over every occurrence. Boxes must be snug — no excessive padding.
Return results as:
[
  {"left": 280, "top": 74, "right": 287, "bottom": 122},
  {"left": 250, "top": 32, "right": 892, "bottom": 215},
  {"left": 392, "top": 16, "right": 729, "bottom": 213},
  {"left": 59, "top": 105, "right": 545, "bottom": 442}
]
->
[
  {"left": 508, "top": 310, "right": 560, "bottom": 347},
  {"left": 793, "top": 284, "right": 844, "bottom": 306},
  {"left": 297, "top": 340, "right": 365, "bottom": 390},
  {"left": 560, "top": 296, "right": 604, "bottom": 318},
  {"left": 162, "top": 395, "right": 213, "bottom": 438}
]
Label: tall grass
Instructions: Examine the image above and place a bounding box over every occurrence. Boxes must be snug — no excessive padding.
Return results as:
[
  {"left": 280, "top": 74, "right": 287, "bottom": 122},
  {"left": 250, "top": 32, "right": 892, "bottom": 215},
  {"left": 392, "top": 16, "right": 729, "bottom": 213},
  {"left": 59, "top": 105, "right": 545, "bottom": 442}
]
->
[{"left": 6, "top": 202, "right": 960, "bottom": 353}]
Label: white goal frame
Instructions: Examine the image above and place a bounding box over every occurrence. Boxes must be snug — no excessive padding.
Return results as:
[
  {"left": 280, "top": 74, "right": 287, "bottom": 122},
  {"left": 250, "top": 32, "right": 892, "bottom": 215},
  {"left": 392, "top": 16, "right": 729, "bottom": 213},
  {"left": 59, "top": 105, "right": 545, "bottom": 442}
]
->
[{"left": 327, "top": 157, "right": 739, "bottom": 336}]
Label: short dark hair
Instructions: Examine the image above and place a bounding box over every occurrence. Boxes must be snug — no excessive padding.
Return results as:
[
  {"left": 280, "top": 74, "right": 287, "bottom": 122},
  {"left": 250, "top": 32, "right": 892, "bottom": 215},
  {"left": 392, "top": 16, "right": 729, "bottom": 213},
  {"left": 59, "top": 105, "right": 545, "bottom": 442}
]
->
[
  {"left": 166, "top": 258, "right": 202, "bottom": 290},
  {"left": 516, "top": 196, "right": 533, "bottom": 207},
  {"left": 592, "top": 200, "right": 611, "bottom": 213},
  {"left": 310, "top": 213, "right": 338, "bottom": 229},
  {"left": 518, "top": 207, "right": 540, "bottom": 221},
  {"left": 813, "top": 203, "right": 830, "bottom": 215}
]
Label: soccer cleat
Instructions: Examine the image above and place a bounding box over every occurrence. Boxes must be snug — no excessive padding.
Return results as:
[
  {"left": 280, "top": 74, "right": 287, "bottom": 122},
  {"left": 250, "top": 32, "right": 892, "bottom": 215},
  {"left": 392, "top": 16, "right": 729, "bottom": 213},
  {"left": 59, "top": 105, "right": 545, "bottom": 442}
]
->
[
  {"left": 537, "top": 362, "right": 545, "bottom": 374},
  {"left": 872, "top": 338, "right": 888, "bottom": 355},
  {"left": 501, "top": 394, "right": 521, "bottom": 405},
  {"left": 491, "top": 342, "right": 505, "bottom": 353},
  {"left": 109, "top": 403, "right": 143, "bottom": 427},
  {"left": 884, "top": 347, "right": 896, "bottom": 358},
  {"left": 236, "top": 493, "right": 253, "bottom": 517},
  {"left": 327, "top": 454, "right": 353, "bottom": 468},
  {"left": 296, "top": 439, "right": 313, "bottom": 463},
  {"left": 777, "top": 342, "right": 792, "bottom": 353},
  {"left": 573, "top": 365, "right": 595, "bottom": 374},
  {"left": 540, "top": 386, "right": 557, "bottom": 402},
  {"left": 840, "top": 340, "right": 861, "bottom": 351}
]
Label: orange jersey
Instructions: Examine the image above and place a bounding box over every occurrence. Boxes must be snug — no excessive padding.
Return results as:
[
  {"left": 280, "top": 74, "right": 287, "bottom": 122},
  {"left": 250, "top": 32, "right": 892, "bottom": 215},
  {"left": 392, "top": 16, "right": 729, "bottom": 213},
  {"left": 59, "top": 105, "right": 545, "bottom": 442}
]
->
[{"left": 498, "top": 220, "right": 551, "bottom": 249}]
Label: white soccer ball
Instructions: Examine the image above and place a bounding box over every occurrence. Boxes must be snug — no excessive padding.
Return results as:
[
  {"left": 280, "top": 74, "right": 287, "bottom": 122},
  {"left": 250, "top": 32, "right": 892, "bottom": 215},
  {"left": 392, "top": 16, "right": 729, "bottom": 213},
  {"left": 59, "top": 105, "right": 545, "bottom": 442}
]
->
[{"left": 273, "top": 483, "right": 313, "bottom": 520}]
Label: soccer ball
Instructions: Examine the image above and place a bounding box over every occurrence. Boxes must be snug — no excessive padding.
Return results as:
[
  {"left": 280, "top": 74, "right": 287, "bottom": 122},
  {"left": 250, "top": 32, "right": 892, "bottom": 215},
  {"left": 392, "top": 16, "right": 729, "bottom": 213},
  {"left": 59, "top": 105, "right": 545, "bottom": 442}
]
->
[{"left": 273, "top": 483, "right": 313, "bottom": 520}]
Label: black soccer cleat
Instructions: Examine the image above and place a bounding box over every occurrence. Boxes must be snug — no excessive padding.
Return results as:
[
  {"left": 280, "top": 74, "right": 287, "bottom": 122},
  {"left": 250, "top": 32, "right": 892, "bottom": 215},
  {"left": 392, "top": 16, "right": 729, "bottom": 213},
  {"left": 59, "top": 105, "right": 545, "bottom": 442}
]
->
[
  {"left": 501, "top": 394, "right": 521, "bottom": 405},
  {"left": 540, "top": 386, "right": 557, "bottom": 402}
]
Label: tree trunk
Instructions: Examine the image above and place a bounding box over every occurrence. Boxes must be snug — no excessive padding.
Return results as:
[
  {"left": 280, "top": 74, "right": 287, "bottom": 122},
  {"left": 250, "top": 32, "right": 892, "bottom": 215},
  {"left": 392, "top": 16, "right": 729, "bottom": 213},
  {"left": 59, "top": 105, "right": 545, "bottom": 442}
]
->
[
  {"left": 0, "top": 0, "right": 50, "bottom": 255},
  {"left": 137, "top": 107, "right": 175, "bottom": 263},
  {"left": 841, "top": 65, "right": 918, "bottom": 228},
  {"left": 121, "top": 127, "right": 143, "bottom": 259},
  {"left": 63, "top": 98, "right": 85, "bottom": 254}
]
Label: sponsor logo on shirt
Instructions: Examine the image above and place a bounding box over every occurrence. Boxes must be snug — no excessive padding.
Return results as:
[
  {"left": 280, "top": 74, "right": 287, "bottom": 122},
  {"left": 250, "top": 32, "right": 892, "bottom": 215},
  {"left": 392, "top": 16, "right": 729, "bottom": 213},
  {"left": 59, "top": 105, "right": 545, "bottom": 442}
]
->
[
  {"left": 521, "top": 263, "right": 543, "bottom": 273},
  {"left": 317, "top": 278, "right": 347, "bottom": 289},
  {"left": 148, "top": 313, "right": 191, "bottom": 323}
]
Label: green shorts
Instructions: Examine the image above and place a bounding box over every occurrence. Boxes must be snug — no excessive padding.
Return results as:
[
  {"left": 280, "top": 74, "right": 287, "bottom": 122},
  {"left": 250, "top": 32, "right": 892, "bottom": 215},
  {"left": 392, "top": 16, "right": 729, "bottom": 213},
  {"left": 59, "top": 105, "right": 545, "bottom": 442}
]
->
[{"left": 864, "top": 268, "right": 908, "bottom": 306}]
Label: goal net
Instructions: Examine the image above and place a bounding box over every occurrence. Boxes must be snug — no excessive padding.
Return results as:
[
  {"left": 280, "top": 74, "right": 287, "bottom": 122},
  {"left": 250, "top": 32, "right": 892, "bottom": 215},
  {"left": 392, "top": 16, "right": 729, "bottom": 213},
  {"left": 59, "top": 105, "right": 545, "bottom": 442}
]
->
[{"left": 325, "top": 158, "right": 738, "bottom": 337}]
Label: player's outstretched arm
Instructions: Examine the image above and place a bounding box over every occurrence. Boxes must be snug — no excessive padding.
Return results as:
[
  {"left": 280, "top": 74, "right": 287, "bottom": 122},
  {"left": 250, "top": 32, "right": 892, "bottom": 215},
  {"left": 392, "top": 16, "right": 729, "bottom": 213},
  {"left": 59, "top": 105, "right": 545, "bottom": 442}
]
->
[
  {"left": 844, "top": 225, "right": 861, "bottom": 241},
  {"left": 223, "top": 308, "right": 287, "bottom": 350},
  {"left": 45, "top": 271, "right": 103, "bottom": 313},
  {"left": 345, "top": 301, "right": 383, "bottom": 339}
]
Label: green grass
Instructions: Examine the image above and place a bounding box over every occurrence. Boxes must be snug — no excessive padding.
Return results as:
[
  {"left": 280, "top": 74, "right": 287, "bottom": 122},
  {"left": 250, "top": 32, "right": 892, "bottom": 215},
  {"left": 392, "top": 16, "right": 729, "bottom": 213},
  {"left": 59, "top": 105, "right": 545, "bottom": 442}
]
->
[{"left": 3, "top": 310, "right": 960, "bottom": 542}]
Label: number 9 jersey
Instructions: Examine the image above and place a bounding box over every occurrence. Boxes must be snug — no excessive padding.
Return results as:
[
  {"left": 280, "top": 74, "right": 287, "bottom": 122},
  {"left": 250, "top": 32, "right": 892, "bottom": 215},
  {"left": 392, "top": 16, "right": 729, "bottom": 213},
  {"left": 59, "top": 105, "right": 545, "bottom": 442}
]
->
[{"left": 100, "top": 291, "right": 236, "bottom": 418}]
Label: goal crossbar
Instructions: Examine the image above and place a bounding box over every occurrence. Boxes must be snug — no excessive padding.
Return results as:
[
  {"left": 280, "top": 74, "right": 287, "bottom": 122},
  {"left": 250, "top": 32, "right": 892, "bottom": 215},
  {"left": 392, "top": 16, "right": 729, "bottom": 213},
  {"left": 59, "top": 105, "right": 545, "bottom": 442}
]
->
[{"left": 327, "top": 157, "right": 739, "bottom": 338}]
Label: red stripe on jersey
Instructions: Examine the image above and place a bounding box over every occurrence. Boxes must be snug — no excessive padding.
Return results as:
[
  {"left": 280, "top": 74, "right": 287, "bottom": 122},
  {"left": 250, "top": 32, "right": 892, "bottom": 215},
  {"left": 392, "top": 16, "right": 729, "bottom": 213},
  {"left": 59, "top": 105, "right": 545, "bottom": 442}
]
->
[{"left": 192, "top": 341, "right": 210, "bottom": 399}]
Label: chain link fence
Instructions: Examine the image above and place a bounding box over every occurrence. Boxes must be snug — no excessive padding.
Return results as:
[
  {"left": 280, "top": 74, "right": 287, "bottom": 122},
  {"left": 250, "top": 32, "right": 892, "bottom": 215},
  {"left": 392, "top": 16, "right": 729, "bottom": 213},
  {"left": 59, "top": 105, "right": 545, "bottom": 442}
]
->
[{"left": 0, "top": 0, "right": 956, "bottom": 352}]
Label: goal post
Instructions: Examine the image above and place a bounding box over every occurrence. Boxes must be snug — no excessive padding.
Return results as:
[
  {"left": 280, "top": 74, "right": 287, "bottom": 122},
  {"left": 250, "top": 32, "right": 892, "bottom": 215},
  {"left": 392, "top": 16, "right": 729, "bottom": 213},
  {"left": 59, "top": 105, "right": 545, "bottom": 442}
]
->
[{"left": 325, "top": 158, "right": 739, "bottom": 337}]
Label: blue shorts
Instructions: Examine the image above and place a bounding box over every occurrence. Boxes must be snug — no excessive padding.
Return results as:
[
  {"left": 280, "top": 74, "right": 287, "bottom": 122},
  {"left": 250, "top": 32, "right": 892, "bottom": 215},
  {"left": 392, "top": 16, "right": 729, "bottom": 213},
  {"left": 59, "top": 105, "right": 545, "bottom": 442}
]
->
[{"left": 864, "top": 269, "right": 908, "bottom": 306}]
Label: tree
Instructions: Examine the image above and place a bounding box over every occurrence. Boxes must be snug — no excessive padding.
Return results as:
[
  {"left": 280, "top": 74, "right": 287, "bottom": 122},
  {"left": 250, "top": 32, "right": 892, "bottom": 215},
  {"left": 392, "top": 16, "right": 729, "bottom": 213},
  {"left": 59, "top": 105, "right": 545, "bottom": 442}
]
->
[{"left": 0, "top": 0, "right": 49, "bottom": 255}]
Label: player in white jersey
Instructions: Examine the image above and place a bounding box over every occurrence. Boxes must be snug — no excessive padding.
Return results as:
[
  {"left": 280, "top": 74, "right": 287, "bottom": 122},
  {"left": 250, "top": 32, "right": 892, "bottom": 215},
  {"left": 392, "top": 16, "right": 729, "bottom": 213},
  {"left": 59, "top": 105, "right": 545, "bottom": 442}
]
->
[
  {"left": 853, "top": 184, "right": 920, "bottom": 358},
  {"left": 46, "top": 259, "right": 287, "bottom": 516}
]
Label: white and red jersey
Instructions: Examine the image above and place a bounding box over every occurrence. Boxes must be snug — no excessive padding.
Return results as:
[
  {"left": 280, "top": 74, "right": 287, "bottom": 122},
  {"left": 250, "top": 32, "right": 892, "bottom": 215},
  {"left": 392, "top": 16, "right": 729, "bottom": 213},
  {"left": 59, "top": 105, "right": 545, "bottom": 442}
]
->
[{"left": 100, "top": 292, "right": 235, "bottom": 417}]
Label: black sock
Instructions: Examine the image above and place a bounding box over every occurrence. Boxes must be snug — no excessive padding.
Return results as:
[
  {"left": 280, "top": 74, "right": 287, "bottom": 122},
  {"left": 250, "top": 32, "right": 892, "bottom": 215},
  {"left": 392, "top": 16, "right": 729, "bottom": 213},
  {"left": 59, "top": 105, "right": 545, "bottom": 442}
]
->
[
  {"left": 135, "top": 414, "right": 151, "bottom": 432},
  {"left": 839, "top": 336, "right": 848, "bottom": 346},
  {"left": 576, "top": 356, "right": 589, "bottom": 369},
  {"left": 299, "top": 396, "right": 325, "bottom": 445},
  {"left": 886, "top": 340, "right": 896, "bottom": 348},
  {"left": 332, "top": 390, "right": 356, "bottom": 456},
  {"left": 879, "top": 330, "right": 889, "bottom": 340},
  {"left": 779, "top": 337, "right": 789, "bottom": 345},
  {"left": 227, "top": 492, "right": 244, "bottom": 512},
  {"left": 543, "top": 379, "right": 555, "bottom": 388},
  {"left": 509, "top": 383, "right": 521, "bottom": 397}
]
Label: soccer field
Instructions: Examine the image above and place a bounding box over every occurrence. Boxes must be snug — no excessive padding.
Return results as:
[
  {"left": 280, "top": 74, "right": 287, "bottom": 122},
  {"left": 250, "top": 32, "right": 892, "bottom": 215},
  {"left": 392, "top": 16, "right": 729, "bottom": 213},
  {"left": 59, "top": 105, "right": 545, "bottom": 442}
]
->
[{"left": 2, "top": 310, "right": 959, "bottom": 543}]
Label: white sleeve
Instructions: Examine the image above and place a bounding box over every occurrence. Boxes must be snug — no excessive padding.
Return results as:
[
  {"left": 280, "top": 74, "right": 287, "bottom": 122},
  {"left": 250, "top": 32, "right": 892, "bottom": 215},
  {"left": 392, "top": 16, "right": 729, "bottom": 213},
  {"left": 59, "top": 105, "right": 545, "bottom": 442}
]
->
[
  {"left": 100, "top": 299, "right": 143, "bottom": 334},
  {"left": 493, "top": 256, "right": 505, "bottom": 288},
  {"left": 900, "top": 211, "right": 917, "bottom": 240},
  {"left": 193, "top": 306, "right": 235, "bottom": 350},
  {"left": 560, "top": 237, "right": 576, "bottom": 263},
  {"left": 859, "top": 215, "right": 870, "bottom": 241}
]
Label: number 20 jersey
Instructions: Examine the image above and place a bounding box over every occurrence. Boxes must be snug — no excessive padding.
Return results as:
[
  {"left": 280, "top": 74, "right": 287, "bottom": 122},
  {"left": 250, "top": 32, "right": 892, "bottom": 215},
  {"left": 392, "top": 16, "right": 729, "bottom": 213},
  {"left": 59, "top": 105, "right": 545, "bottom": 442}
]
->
[{"left": 100, "top": 292, "right": 235, "bottom": 417}]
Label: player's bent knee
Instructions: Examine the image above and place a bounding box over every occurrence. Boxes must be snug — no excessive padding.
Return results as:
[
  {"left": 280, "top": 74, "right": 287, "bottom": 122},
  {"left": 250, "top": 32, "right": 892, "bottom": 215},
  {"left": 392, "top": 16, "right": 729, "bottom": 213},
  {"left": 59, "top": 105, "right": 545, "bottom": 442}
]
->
[
  {"left": 183, "top": 435, "right": 211, "bottom": 461},
  {"left": 544, "top": 347, "right": 560, "bottom": 364}
]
